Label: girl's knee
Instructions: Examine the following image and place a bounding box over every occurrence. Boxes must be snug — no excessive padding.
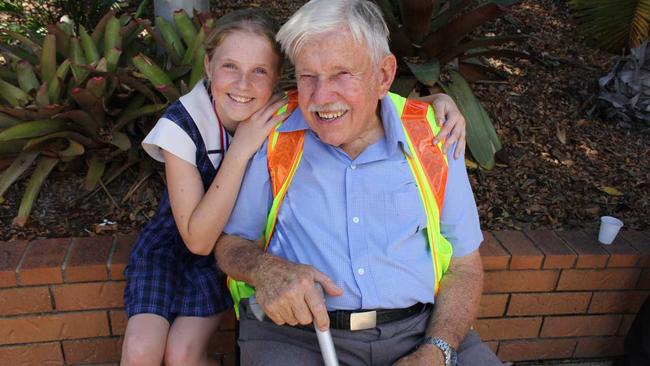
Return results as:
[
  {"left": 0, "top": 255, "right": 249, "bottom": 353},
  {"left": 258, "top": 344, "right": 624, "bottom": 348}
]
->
[
  {"left": 122, "top": 336, "right": 164, "bottom": 366},
  {"left": 164, "top": 341, "right": 200, "bottom": 366}
]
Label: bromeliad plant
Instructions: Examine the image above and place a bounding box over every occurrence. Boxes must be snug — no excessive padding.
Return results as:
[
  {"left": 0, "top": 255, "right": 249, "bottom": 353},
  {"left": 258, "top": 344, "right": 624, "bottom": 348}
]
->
[
  {"left": 374, "top": 0, "right": 534, "bottom": 169},
  {"left": 0, "top": 9, "right": 214, "bottom": 226}
]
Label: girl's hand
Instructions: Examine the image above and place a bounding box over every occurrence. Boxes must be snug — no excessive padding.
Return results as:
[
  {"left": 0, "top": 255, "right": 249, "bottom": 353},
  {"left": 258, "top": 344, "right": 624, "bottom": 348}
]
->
[
  {"left": 426, "top": 93, "right": 467, "bottom": 159},
  {"left": 228, "top": 93, "right": 290, "bottom": 159}
]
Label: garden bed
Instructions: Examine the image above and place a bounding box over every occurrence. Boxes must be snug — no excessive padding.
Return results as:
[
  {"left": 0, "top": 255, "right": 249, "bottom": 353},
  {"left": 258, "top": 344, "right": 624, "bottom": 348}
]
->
[{"left": 0, "top": 0, "right": 648, "bottom": 241}]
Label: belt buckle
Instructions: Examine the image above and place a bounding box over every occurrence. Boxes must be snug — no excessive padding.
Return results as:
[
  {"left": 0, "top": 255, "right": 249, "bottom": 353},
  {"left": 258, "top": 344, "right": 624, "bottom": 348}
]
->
[{"left": 349, "top": 310, "right": 377, "bottom": 331}]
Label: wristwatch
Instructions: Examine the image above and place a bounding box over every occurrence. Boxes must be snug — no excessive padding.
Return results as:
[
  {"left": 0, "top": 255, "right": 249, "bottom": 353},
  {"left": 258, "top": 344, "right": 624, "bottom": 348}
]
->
[{"left": 421, "top": 336, "right": 457, "bottom": 366}]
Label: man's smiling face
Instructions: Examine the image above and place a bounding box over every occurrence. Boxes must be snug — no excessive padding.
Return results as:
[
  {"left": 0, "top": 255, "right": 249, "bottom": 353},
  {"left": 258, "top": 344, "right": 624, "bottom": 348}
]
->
[{"left": 294, "top": 29, "right": 393, "bottom": 152}]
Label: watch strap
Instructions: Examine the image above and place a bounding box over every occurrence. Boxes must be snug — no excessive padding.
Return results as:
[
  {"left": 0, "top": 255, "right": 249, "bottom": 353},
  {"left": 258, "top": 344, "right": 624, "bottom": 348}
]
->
[{"left": 421, "top": 336, "right": 457, "bottom": 366}]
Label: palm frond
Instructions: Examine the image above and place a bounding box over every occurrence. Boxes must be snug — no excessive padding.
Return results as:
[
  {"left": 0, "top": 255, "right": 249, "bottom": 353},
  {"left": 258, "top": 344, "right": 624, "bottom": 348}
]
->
[{"left": 570, "top": 0, "right": 650, "bottom": 52}]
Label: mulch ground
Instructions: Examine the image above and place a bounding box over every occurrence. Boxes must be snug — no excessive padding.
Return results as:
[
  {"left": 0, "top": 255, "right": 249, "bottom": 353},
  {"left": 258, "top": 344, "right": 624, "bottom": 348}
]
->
[{"left": 0, "top": 0, "right": 648, "bottom": 241}]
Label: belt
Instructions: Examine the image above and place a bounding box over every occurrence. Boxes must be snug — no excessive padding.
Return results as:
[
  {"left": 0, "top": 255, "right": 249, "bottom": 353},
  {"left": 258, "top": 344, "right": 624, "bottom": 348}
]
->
[{"left": 328, "top": 302, "right": 428, "bottom": 331}]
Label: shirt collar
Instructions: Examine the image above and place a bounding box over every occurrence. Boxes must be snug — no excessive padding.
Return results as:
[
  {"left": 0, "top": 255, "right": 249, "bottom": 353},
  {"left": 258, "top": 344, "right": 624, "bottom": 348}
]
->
[{"left": 277, "top": 94, "right": 413, "bottom": 157}]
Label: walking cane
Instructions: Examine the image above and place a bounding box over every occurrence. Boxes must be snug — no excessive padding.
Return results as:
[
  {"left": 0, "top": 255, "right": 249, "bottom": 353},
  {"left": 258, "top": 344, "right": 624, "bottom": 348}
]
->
[{"left": 249, "top": 283, "right": 340, "bottom": 366}]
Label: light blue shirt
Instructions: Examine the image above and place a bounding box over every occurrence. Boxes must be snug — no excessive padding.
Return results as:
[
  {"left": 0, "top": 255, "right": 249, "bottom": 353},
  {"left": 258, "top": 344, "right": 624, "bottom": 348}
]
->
[{"left": 224, "top": 96, "right": 483, "bottom": 310}]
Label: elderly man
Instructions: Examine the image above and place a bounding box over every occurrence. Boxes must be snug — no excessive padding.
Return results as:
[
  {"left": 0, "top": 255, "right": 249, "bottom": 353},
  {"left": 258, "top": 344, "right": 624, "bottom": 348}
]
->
[{"left": 215, "top": 0, "right": 502, "bottom": 365}]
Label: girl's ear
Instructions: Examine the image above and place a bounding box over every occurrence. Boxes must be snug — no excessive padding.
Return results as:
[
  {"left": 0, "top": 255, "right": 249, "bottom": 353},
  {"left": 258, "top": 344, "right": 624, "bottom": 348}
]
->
[{"left": 203, "top": 54, "right": 211, "bottom": 82}]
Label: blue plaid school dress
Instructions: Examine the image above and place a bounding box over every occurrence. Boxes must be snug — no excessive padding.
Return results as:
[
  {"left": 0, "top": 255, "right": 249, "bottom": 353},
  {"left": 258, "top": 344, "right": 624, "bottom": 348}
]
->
[{"left": 124, "top": 81, "right": 233, "bottom": 320}]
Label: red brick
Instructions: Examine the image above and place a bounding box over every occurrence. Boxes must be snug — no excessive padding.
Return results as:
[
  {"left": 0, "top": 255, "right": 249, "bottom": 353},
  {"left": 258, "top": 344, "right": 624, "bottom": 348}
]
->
[
  {"left": 478, "top": 294, "right": 508, "bottom": 318},
  {"left": 18, "top": 238, "right": 69, "bottom": 285},
  {"left": 484, "top": 270, "right": 558, "bottom": 293},
  {"left": 219, "top": 309, "right": 236, "bottom": 331},
  {"left": 574, "top": 336, "right": 625, "bottom": 357},
  {"left": 498, "top": 339, "right": 575, "bottom": 362},
  {"left": 52, "top": 282, "right": 125, "bottom": 311},
  {"left": 0, "top": 241, "right": 28, "bottom": 288},
  {"left": 65, "top": 237, "right": 112, "bottom": 282},
  {"left": 525, "top": 230, "right": 576, "bottom": 269},
  {"left": 109, "top": 310, "right": 128, "bottom": 336},
  {"left": 619, "top": 314, "right": 636, "bottom": 336},
  {"left": 493, "top": 231, "right": 543, "bottom": 269},
  {"left": 639, "top": 268, "right": 650, "bottom": 289},
  {"left": 479, "top": 231, "right": 510, "bottom": 270},
  {"left": 0, "top": 287, "right": 52, "bottom": 316},
  {"left": 209, "top": 330, "right": 236, "bottom": 354},
  {"left": 0, "top": 342, "right": 64, "bottom": 365},
  {"left": 540, "top": 314, "right": 621, "bottom": 337},
  {"left": 588, "top": 230, "right": 640, "bottom": 268},
  {"left": 589, "top": 291, "right": 650, "bottom": 314},
  {"left": 63, "top": 337, "right": 122, "bottom": 364},
  {"left": 507, "top": 292, "right": 591, "bottom": 316},
  {"left": 556, "top": 230, "right": 608, "bottom": 268},
  {"left": 620, "top": 231, "right": 650, "bottom": 267},
  {"left": 0, "top": 311, "right": 109, "bottom": 345},
  {"left": 473, "top": 317, "right": 542, "bottom": 340},
  {"left": 485, "top": 341, "right": 498, "bottom": 354},
  {"left": 109, "top": 234, "right": 135, "bottom": 280},
  {"left": 557, "top": 268, "right": 640, "bottom": 291}
]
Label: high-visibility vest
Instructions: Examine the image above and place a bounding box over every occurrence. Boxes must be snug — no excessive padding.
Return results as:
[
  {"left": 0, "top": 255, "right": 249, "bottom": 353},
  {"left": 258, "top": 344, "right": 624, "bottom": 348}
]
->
[{"left": 228, "top": 91, "right": 453, "bottom": 318}]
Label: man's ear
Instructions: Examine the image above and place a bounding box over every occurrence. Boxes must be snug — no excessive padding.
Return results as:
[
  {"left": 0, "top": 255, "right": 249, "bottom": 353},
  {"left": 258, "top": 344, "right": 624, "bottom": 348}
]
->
[{"left": 377, "top": 54, "right": 397, "bottom": 98}]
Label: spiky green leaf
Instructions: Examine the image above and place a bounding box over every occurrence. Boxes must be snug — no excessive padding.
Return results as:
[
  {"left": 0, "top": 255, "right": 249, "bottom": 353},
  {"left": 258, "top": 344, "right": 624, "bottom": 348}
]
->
[
  {"left": 83, "top": 154, "right": 105, "bottom": 191},
  {"left": 13, "top": 156, "right": 58, "bottom": 227},
  {"left": 0, "top": 151, "right": 38, "bottom": 197},
  {"left": 0, "top": 78, "right": 30, "bottom": 107},
  {"left": 404, "top": 58, "right": 440, "bottom": 86},
  {"left": 0, "top": 120, "right": 67, "bottom": 141},
  {"left": 439, "top": 71, "right": 502, "bottom": 169}
]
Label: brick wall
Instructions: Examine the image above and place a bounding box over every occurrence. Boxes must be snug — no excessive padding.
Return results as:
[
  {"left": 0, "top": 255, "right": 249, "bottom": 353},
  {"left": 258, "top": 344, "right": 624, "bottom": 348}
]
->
[{"left": 0, "top": 229, "right": 648, "bottom": 365}]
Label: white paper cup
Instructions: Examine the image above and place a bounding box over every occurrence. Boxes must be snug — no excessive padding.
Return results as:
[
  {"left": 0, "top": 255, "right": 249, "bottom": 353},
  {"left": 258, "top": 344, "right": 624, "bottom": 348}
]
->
[{"left": 598, "top": 216, "right": 624, "bottom": 244}]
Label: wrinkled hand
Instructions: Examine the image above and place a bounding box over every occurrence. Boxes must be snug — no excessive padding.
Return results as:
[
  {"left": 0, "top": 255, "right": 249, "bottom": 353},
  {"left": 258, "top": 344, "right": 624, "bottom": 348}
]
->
[
  {"left": 393, "top": 345, "right": 444, "bottom": 366},
  {"left": 252, "top": 255, "right": 343, "bottom": 331},
  {"left": 228, "top": 93, "right": 289, "bottom": 159},
  {"left": 430, "top": 93, "right": 466, "bottom": 159}
]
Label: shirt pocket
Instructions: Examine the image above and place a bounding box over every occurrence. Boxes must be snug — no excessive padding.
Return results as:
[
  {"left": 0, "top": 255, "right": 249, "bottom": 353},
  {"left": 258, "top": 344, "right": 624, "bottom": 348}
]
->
[{"left": 384, "top": 188, "right": 427, "bottom": 245}]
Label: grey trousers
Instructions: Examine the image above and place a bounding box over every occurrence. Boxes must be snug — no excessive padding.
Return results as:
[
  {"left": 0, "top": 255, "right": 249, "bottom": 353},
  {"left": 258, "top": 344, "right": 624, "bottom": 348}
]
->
[{"left": 238, "top": 302, "right": 502, "bottom": 366}]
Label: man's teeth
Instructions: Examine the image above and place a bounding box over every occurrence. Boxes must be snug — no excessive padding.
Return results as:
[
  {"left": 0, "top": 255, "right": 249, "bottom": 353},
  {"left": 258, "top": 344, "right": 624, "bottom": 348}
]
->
[
  {"left": 317, "top": 110, "right": 346, "bottom": 120},
  {"left": 229, "top": 94, "right": 253, "bottom": 103}
]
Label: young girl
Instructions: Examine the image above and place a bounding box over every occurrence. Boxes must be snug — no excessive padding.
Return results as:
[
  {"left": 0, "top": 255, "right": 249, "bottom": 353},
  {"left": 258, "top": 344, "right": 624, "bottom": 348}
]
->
[
  {"left": 121, "top": 8, "right": 468, "bottom": 366},
  {"left": 121, "top": 9, "right": 288, "bottom": 366}
]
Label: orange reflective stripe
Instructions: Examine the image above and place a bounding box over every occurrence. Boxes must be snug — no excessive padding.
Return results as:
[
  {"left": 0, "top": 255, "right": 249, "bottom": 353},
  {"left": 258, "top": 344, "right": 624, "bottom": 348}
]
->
[
  {"left": 267, "top": 131, "right": 304, "bottom": 196},
  {"left": 267, "top": 90, "right": 301, "bottom": 195},
  {"left": 401, "top": 99, "right": 448, "bottom": 210}
]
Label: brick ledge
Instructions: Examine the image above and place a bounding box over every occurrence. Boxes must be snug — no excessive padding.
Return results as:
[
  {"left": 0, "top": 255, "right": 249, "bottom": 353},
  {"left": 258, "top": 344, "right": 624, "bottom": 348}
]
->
[{"left": 0, "top": 229, "right": 648, "bottom": 365}]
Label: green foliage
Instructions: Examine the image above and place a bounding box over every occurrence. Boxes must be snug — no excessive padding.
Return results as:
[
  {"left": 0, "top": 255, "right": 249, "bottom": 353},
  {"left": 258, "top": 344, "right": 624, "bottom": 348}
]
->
[
  {"left": 374, "top": 0, "right": 532, "bottom": 169},
  {"left": 440, "top": 71, "right": 502, "bottom": 169},
  {"left": 0, "top": 9, "right": 215, "bottom": 226},
  {"left": 570, "top": 0, "right": 650, "bottom": 53},
  {"left": 0, "top": 0, "right": 132, "bottom": 37}
]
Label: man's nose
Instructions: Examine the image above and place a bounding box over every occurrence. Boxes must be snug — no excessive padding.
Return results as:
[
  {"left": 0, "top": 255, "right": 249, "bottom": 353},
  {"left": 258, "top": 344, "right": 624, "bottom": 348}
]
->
[{"left": 312, "top": 77, "right": 336, "bottom": 104}]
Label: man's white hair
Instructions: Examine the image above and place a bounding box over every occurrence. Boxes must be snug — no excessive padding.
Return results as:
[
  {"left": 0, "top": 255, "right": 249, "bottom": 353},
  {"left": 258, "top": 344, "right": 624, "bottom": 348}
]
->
[{"left": 276, "top": 0, "right": 391, "bottom": 67}]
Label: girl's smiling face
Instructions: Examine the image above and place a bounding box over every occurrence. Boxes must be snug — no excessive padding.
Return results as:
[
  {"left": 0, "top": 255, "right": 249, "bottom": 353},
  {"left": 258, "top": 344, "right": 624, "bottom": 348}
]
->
[{"left": 205, "top": 30, "right": 281, "bottom": 131}]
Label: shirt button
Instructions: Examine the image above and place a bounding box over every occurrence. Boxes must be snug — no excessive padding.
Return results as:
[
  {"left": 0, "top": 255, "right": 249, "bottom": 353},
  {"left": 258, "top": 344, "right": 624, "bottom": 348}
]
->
[
  {"left": 352, "top": 217, "right": 360, "bottom": 224},
  {"left": 357, "top": 268, "right": 365, "bottom": 275},
  {"left": 350, "top": 164, "right": 357, "bottom": 170}
]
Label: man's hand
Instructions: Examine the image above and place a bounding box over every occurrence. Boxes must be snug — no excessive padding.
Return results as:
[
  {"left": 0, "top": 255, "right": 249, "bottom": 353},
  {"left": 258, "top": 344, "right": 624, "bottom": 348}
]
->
[
  {"left": 393, "top": 344, "right": 444, "bottom": 366},
  {"left": 251, "top": 254, "right": 343, "bottom": 331}
]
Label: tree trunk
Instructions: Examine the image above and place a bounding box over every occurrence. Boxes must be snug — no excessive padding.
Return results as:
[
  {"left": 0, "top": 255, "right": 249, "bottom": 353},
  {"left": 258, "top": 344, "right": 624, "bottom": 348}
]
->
[{"left": 154, "top": 0, "right": 209, "bottom": 21}]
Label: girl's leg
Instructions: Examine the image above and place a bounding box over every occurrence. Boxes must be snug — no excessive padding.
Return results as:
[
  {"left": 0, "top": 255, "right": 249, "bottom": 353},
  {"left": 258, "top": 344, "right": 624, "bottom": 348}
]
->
[
  {"left": 121, "top": 313, "right": 170, "bottom": 366},
  {"left": 164, "top": 313, "right": 224, "bottom": 366}
]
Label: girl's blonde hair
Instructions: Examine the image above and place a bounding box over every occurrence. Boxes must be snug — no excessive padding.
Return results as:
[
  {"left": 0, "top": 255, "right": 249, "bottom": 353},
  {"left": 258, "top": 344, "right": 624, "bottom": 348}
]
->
[{"left": 205, "top": 9, "right": 283, "bottom": 71}]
